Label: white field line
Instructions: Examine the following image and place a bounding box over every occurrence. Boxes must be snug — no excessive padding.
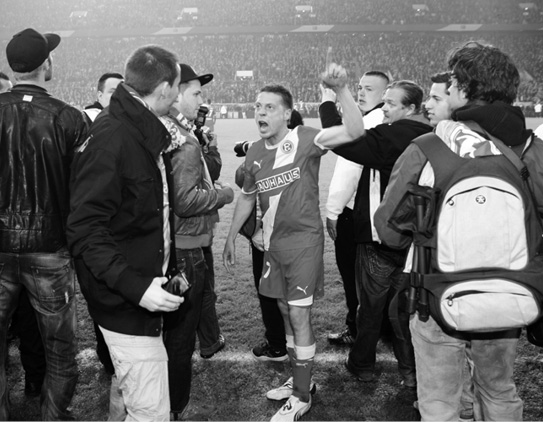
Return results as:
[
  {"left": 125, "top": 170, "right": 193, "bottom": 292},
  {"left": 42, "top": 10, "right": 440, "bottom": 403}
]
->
[{"left": 76, "top": 348, "right": 397, "bottom": 365}]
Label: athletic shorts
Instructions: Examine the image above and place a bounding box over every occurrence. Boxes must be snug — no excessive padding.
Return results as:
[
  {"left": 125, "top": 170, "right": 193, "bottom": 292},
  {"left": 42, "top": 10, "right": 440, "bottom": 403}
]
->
[{"left": 259, "top": 243, "right": 324, "bottom": 306}]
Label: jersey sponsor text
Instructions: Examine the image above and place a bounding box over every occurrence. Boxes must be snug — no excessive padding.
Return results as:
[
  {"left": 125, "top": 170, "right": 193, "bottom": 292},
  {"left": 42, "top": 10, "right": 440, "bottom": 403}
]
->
[{"left": 256, "top": 167, "right": 300, "bottom": 193}]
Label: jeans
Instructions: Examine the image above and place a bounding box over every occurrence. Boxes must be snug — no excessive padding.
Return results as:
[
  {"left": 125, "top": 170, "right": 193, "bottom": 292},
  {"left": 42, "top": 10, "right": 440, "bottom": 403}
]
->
[
  {"left": 0, "top": 250, "right": 78, "bottom": 420},
  {"left": 197, "top": 246, "right": 222, "bottom": 356},
  {"left": 99, "top": 326, "right": 170, "bottom": 421},
  {"left": 163, "top": 247, "right": 206, "bottom": 413},
  {"left": 12, "top": 289, "right": 46, "bottom": 385},
  {"left": 348, "top": 243, "right": 415, "bottom": 381},
  {"left": 411, "top": 315, "right": 522, "bottom": 421},
  {"left": 251, "top": 243, "right": 286, "bottom": 352},
  {"left": 335, "top": 208, "right": 358, "bottom": 337}
]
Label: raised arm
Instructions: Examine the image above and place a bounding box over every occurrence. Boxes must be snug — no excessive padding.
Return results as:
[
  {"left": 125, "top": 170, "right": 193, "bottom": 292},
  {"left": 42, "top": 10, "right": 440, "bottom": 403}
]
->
[{"left": 316, "top": 63, "right": 366, "bottom": 148}]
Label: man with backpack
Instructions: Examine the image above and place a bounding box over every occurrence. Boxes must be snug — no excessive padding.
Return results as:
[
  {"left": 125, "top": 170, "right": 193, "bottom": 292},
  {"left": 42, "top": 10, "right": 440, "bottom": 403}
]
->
[{"left": 375, "top": 41, "right": 543, "bottom": 421}]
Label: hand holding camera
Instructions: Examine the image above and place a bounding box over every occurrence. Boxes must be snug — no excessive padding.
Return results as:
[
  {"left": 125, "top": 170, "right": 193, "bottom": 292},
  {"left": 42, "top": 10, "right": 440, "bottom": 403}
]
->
[
  {"left": 162, "top": 270, "right": 192, "bottom": 297},
  {"left": 194, "top": 105, "right": 214, "bottom": 147}
]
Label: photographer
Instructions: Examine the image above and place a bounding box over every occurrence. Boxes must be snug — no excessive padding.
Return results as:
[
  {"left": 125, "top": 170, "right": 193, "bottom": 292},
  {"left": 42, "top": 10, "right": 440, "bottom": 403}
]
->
[
  {"left": 233, "top": 110, "right": 304, "bottom": 362},
  {"left": 161, "top": 64, "right": 234, "bottom": 420}
]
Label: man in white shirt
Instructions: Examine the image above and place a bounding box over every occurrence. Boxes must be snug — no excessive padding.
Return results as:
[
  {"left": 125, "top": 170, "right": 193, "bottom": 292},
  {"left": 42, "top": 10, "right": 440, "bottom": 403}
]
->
[{"left": 320, "top": 71, "right": 389, "bottom": 346}]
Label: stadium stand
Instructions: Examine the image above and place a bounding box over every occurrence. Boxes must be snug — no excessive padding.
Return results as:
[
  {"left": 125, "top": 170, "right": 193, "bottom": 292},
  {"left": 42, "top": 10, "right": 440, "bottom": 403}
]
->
[
  {"left": 1, "top": 31, "right": 538, "bottom": 109},
  {"left": 1, "top": 0, "right": 542, "bottom": 30},
  {"left": 0, "top": 2, "right": 541, "bottom": 112}
]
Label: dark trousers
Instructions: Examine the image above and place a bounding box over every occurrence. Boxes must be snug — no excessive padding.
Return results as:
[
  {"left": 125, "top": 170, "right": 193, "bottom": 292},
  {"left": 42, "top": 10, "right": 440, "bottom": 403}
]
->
[
  {"left": 197, "top": 246, "right": 222, "bottom": 356},
  {"left": 11, "top": 289, "right": 46, "bottom": 384},
  {"left": 334, "top": 208, "right": 359, "bottom": 336},
  {"left": 251, "top": 244, "right": 286, "bottom": 352},
  {"left": 164, "top": 247, "right": 206, "bottom": 413},
  {"left": 93, "top": 321, "right": 114, "bottom": 374},
  {"left": 348, "top": 243, "right": 415, "bottom": 379},
  {"left": 0, "top": 251, "right": 78, "bottom": 420}
]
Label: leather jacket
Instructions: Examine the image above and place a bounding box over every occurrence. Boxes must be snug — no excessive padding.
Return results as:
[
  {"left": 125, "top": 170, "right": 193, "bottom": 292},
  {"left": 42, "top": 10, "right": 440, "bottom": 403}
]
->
[
  {"left": 0, "top": 84, "right": 87, "bottom": 253},
  {"left": 162, "top": 115, "right": 231, "bottom": 249}
]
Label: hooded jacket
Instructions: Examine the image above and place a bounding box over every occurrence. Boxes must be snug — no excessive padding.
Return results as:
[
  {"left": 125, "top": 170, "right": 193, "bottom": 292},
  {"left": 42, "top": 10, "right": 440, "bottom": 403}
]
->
[
  {"left": 0, "top": 84, "right": 87, "bottom": 253},
  {"left": 67, "top": 83, "right": 176, "bottom": 337},
  {"left": 375, "top": 101, "right": 543, "bottom": 250}
]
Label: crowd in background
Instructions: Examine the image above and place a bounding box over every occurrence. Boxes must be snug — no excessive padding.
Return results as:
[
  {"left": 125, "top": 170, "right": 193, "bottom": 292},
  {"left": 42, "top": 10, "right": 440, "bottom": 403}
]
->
[
  {"left": 0, "top": 32, "right": 539, "bottom": 112},
  {"left": 2, "top": 0, "right": 543, "bottom": 29}
]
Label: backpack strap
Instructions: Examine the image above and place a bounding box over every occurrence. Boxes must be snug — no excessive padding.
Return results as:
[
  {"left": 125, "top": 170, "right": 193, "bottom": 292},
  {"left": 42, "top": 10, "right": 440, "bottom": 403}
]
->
[
  {"left": 464, "top": 121, "right": 539, "bottom": 206},
  {"left": 463, "top": 120, "right": 528, "bottom": 178},
  {"left": 413, "top": 132, "right": 463, "bottom": 187},
  {"left": 464, "top": 121, "right": 543, "bottom": 251}
]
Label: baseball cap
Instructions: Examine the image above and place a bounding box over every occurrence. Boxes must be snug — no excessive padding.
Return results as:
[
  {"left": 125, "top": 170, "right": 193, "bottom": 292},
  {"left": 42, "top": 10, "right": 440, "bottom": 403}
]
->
[
  {"left": 179, "top": 63, "right": 213, "bottom": 86},
  {"left": 6, "top": 28, "right": 61, "bottom": 73}
]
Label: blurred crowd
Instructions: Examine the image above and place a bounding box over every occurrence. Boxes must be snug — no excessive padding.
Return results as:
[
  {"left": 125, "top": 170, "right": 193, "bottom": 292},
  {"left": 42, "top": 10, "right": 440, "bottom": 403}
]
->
[
  {"left": 2, "top": 0, "right": 543, "bottom": 30},
  {"left": 0, "top": 31, "right": 539, "bottom": 110}
]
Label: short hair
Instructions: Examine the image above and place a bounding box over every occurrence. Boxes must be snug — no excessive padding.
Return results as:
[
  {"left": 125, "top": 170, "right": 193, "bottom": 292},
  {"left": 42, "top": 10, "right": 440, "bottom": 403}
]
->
[
  {"left": 97, "top": 72, "right": 123, "bottom": 92},
  {"left": 14, "top": 59, "right": 47, "bottom": 81},
  {"left": 430, "top": 71, "right": 452, "bottom": 90},
  {"left": 447, "top": 41, "right": 519, "bottom": 104},
  {"left": 288, "top": 109, "right": 304, "bottom": 129},
  {"left": 362, "top": 70, "right": 390, "bottom": 85},
  {"left": 387, "top": 80, "right": 424, "bottom": 113},
  {"left": 259, "top": 84, "right": 293, "bottom": 110},
  {"left": 124, "top": 45, "right": 178, "bottom": 97},
  {"left": 0, "top": 71, "right": 9, "bottom": 81}
]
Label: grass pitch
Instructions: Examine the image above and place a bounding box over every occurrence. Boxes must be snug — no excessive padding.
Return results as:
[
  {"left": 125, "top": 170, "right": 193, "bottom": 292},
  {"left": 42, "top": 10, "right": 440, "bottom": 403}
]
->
[{"left": 6, "top": 118, "right": 543, "bottom": 421}]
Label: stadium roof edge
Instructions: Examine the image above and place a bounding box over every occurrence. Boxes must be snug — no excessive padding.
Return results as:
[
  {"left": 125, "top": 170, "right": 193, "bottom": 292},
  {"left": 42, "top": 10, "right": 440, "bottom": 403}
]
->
[{"left": 0, "top": 23, "right": 541, "bottom": 40}]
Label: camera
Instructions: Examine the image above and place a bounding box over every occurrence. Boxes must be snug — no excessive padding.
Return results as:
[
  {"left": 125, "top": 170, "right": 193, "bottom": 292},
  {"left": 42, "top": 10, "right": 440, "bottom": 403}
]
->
[
  {"left": 162, "top": 269, "right": 191, "bottom": 297},
  {"left": 194, "top": 105, "right": 213, "bottom": 146},
  {"left": 234, "top": 141, "right": 254, "bottom": 157}
]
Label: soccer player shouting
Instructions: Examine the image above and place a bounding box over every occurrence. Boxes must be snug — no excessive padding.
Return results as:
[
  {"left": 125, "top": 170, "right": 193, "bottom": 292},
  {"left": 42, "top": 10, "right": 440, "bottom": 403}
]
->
[{"left": 223, "top": 63, "right": 363, "bottom": 421}]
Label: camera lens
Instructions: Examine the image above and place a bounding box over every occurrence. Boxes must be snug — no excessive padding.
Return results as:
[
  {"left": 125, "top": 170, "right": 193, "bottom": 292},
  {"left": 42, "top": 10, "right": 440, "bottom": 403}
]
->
[{"left": 234, "top": 141, "right": 248, "bottom": 157}]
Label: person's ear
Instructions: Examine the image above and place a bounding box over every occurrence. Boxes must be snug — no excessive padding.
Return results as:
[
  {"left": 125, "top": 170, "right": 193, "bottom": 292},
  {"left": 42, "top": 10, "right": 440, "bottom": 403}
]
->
[
  {"left": 159, "top": 81, "right": 170, "bottom": 98},
  {"left": 406, "top": 103, "right": 416, "bottom": 116},
  {"left": 285, "top": 108, "right": 292, "bottom": 122}
]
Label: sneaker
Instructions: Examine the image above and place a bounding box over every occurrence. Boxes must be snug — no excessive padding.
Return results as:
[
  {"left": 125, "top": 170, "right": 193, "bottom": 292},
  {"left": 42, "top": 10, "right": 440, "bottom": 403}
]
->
[
  {"left": 252, "top": 342, "right": 288, "bottom": 362},
  {"left": 459, "top": 408, "right": 475, "bottom": 422},
  {"left": 266, "top": 377, "right": 317, "bottom": 401},
  {"left": 270, "top": 395, "right": 311, "bottom": 421},
  {"left": 327, "top": 328, "right": 355, "bottom": 346},
  {"left": 200, "top": 334, "right": 225, "bottom": 359}
]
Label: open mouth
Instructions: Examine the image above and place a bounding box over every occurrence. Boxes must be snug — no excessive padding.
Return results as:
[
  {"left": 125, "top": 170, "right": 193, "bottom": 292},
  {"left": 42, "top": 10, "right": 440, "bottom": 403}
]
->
[{"left": 258, "top": 120, "right": 268, "bottom": 129}]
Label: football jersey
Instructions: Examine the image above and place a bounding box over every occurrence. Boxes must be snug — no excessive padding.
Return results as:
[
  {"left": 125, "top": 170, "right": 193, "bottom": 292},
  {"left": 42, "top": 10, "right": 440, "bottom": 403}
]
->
[{"left": 242, "top": 126, "right": 326, "bottom": 251}]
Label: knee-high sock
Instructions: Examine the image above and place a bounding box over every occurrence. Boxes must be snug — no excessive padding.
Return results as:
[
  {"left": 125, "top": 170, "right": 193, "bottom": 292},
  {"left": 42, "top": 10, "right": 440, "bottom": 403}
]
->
[
  {"left": 292, "top": 343, "right": 316, "bottom": 402},
  {"left": 286, "top": 334, "right": 295, "bottom": 367}
]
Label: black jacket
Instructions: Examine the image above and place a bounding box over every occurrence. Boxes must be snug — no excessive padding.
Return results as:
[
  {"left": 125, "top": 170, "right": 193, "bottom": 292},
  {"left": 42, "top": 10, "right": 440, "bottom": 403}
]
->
[
  {"left": 0, "top": 84, "right": 87, "bottom": 253},
  {"left": 67, "top": 83, "right": 176, "bottom": 336},
  {"left": 319, "top": 101, "right": 432, "bottom": 243}
]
